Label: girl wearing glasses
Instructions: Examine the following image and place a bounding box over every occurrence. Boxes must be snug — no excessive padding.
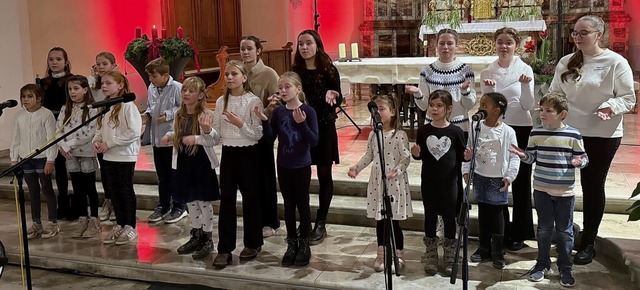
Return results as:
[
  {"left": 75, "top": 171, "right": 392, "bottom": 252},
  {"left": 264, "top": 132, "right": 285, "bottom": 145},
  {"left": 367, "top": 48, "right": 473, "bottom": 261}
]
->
[{"left": 549, "top": 15, "right": 636, "bottom": 266}]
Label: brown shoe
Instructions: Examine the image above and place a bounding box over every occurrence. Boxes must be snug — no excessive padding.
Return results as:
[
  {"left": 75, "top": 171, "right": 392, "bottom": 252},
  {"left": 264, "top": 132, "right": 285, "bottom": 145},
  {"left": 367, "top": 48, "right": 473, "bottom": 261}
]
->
[
  {"left": 212, "top": 252, "right": 232, "bottom": 268},
  {"left": 239, "top": 247, "right": 261, "bottom": 260}
]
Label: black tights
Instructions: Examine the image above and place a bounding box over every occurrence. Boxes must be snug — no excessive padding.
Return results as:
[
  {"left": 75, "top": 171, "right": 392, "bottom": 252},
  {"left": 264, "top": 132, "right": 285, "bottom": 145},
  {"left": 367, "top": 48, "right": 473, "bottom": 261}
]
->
[
  {"left": 376, "top": 220, "right": 404, "bottom": 250},
  {"left": 315, "top": 164, "right": 333, "bottom": 221},
  {"left": 478, "top": 202, "right": 505, "bottom": 249},
  {"left": 70, "top": 172, "right": 99, "bottom": 217}
]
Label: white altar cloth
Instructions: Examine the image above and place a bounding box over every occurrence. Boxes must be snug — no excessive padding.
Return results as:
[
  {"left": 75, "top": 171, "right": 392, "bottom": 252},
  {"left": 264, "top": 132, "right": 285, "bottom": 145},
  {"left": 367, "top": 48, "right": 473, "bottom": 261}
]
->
[
  {"left": 419, "top": 20, "right": 547, "bottom": 40},
  {"left": 334, "top": 56, "right": 497, "bottom": 84}
]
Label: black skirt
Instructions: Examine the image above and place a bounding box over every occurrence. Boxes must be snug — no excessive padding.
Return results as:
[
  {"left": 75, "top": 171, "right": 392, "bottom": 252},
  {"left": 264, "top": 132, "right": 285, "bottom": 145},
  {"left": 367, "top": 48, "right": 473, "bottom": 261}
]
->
[
  {"left": 311, "top": 120, "right": 340, "bottom": 165},
  {"left": 175, "top": 146, "right": 220, "bottom": 202}
]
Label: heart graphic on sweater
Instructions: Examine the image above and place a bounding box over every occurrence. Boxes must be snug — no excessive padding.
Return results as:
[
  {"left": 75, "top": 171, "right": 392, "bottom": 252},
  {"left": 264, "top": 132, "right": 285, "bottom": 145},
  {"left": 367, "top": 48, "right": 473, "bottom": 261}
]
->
[{"left": 426, "top": 135, "right": 451, "bottom": 161}]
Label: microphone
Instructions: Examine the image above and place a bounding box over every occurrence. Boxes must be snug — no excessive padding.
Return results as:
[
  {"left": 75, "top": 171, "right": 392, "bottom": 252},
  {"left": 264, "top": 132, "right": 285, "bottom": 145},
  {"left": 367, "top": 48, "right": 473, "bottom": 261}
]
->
[
  {"left": 84, "top": 93, "right": 136, "bottom": 109},
  {"left": 367, "top": 101, "right": 382, "bottom": 129},
  {"left": 471, "top": 109, "right": 488, "bottom": 121},
  {"left": 0, "top": 100, "right": 18, "bottom": 110}
]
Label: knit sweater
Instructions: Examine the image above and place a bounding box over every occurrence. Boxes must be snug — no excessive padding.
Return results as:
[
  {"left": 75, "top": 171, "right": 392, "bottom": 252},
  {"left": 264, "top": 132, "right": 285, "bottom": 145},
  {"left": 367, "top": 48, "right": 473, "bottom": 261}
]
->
[
  {"left": 269, "top": 104, "right": 319, "bottom": 169},
  {"left": 521, "top": 125, "right": 588, "bottom": 197},
  {"left": 294, "top": 65, "right": 343, "bottom": 124},
  {"left": 41, "top": 74, "right": 72, "bottom": 117},
  {"left": 213, "top": 92, "right": 263, "bottom": 146},
  {"left": 10, "top": 107, "right": 58, "bottom": 162},
  {"left": 549, "top": 49, "right": 636, "bottom": 138},
  {"left": 57, "top": 103, "right": 98, "bottom": 157},
  {"left": 248, "top": 59, "right": 279, "bottom": 108},
  {"left": 413, "top": 58, "right": 477, "bottom": 131},
  {"left": 480, "top": 57, "right": 535, "bottom": 126},
  {"left": 92, "top": 102, "right": 142, "bottom": 162}
]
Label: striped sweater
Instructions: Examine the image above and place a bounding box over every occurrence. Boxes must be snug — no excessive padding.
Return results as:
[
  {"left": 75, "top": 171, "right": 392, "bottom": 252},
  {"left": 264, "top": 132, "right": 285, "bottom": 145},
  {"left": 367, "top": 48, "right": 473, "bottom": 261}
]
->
[{"left": 521, "top": 125, "right": 588, "bottom": 197}]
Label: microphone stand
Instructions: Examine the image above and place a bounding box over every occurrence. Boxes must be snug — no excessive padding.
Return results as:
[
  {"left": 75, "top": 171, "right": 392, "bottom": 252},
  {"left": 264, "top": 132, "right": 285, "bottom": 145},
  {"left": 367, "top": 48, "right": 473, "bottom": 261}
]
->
[
  {"left": 450, "top": 118, "right": 481, "bottom": 289},
  {"left": 0, "top": 105, "right": 113, "bottom": 290},
  {"left": 371, "top": 116, "right": 399, "bottom": 290}
]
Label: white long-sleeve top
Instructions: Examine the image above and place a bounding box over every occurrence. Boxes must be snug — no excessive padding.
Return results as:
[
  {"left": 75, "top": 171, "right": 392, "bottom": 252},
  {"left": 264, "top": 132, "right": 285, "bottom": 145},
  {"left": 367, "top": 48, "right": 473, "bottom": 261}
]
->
[
  {"left": 462, "top": 121, "right": 520, "bottom": 183},
  {"left": 144, "top": 76, "right": 182, "bottom": 147},
  {"left": 165, "top": 110, "right": 220, "bottom": 169},
  {"left": 413, "top": 58, "right": 477, "bottom": 131},
  {"left": 10, "top": 107, "right": 58, "bottom": 162},
  {"left": 213, "top": 92, "right": 263, "bottom": 147},
  {"left": 480, "top": 57, "right": 535, "bottom": 126},
  {"left": 92, "top": 102, "right": 142, "bottom": 162},
  {"left": 57, "top": 104, "right": 98, "bottom": 157},
  {"left": 549, "top": 49, "right": 636, "bottom": 138}
]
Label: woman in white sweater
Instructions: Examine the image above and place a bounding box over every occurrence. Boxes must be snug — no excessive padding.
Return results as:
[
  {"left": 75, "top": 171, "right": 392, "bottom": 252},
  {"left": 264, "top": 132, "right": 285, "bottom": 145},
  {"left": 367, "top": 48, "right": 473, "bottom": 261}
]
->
[
  {"left": 480, "top": 27, "right": 535, "bottom": 251},
  {"left": 549, "top": 15, "right": 636, "bottom": 265}
]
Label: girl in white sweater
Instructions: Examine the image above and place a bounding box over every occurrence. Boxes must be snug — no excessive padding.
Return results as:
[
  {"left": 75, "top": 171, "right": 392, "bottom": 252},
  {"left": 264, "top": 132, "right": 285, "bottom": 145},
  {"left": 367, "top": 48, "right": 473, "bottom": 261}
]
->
[
  {"left": 92, "top": 71, "right": 142, "bottom": 246},
  {"left": 549, "top": 15, "right": 636, "bottom": 265}
]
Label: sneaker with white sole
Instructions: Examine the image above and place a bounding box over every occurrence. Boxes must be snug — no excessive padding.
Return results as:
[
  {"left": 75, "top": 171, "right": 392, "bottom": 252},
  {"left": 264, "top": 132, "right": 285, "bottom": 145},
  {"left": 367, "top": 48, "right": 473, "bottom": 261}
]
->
[
  {"left": 262, "top": 226, "right": 278, "bottom": 238},
  {"left": 163, "top": 208, "right": 188, "bottom": 224},
  {"left": 26, "top": 222, "right": 43, "bottom": 239},
  {"left": 527, "top": 263, "right": 552, "bottom": 282},
  {"left": 71, "top": 217, "right": 89, "bottom": 238},
  {"left": 99, "top": 199, "right": 114, "bottom": 221},
  {"left": 559, "top": 268, "right": 575, "bottom": 287},
  {"left": 82, "top": 217, "right": 102, "bottom": 238},
  {"left": 147, "top": 206, "right": 168, "bottom": 222},
  {"left": 115, "top": 225, "right": 138, "bottom": 245},
  {"left": 41, "top": 222, "right": 60, "bottom": 239},
  {"left": 103, "top": 225, "right": 124, "bottom": 244}
]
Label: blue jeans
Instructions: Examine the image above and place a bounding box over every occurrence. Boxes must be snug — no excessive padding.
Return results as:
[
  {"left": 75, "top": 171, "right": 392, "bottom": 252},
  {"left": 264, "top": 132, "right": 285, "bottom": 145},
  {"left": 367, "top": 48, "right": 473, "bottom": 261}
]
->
[{"left": 534, "top": 190, "right": 574, "bottom": 271}]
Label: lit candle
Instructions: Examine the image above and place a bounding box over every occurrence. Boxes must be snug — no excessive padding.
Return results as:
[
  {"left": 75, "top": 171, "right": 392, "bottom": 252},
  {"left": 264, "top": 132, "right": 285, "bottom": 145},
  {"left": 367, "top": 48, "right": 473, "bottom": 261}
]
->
[
  {"left": 177, "top": 26, "right": 184, "bottom": 39},
  {"left": 161, "top": 28, "right": 167, "bottom": 39},
  {"left": 526, "top": 36, "right": 532, "bottom": 42},
  {"left": 338, "top": 43, "right": 346, "bottom": 59},
  {"left": 423, "top": 40, "right": 428, "bottom": 47},
  {"left": 151, "top": 25, "right": 158, "bottom": 40},
  {"left": 135, "top": 26, "right": 142, "bottom": 38},
  {"left": 351, "top": 43, "right": 359, "bottom": 59}
]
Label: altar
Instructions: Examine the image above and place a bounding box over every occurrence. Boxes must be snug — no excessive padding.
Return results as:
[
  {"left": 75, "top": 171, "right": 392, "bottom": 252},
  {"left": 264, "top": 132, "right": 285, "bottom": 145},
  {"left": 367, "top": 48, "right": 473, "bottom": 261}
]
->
[{"left": 418, "top": 20, "right": 547, "bottom": 40}]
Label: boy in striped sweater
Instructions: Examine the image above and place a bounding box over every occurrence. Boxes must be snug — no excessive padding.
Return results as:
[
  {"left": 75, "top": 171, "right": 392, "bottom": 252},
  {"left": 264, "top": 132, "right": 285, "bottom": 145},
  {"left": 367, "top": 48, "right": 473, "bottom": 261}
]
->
[{"left": 510, "top": 92, "right": 588, "bottom": 288}]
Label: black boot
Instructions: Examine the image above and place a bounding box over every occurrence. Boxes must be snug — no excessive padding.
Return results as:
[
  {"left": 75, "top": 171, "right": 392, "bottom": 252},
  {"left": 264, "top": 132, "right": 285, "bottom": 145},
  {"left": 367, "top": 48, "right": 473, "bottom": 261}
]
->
[
  {"left": 574, "top": 230, "right": 596, "bottom": 265},
  {"left": 192, "top": 231, "right": 214, "bottom": 259},
  {"left": 309, "top": 220, "right": 326, "bottom": 245},
  {"left": 295, "top": 238, "right": 311, "bottom": 266},
  {"left": 282, "top": 238, "right": 298, "bottom": 267},
  {"left": 177, "top": 228, "right": 202, "bottom": 254},
  {"left": 470, "top": 247, "right": 491, "bottom": 262},
  {"left": 491, "top": 234, "right": 505, "bottom": 269}
]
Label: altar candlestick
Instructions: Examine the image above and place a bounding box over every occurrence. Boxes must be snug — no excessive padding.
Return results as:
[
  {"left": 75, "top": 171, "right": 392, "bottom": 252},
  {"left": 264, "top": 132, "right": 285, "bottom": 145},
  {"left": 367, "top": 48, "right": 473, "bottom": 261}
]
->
[
  {"left": 161, "top": 28, "right": 167, "bottom": 39},
  {"left": 177, "top": 26, "right": 184, "bottom": 38},
  {"left": 135, "top": 26, "right": 142, "bottom": 38},
  {"left": 423, "top": 40, "right": 428, "bottom": 47},
  {"left": 351, "top": 43, "right": 359, "bottom": 59},
  {"left": 151, "top": 25, "right": 158, "bottom": 40},
  {"left": 338, "top": 43, "right": 346, "bottom": 59}
]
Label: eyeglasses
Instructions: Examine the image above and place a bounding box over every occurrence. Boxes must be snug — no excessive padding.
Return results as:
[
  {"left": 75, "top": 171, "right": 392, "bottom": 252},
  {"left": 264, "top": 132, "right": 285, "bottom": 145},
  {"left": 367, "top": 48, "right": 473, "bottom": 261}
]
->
[{"left": 571, "top": 30, "right": 597, "bottom": 38}]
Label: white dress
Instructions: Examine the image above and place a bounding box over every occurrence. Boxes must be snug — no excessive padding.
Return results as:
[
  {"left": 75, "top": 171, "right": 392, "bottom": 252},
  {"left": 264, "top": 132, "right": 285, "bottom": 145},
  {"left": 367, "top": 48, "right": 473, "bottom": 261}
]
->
[{"left": 353, "top": 129, "right": 413, "bottom": 221}]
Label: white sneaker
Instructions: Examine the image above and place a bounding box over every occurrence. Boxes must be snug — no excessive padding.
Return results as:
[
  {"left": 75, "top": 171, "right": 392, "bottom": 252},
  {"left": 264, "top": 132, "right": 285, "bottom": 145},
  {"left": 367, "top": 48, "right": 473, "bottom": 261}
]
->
[
  {"left": 103, "top": 225, "right": 124, "bottom": 244},
  {"left": 115, "top": 225, "right": 138, "bottom": 245},
  {"left": 41, "top": 222, "right": 60, "bottom": 239},
  {"left": 99, "top": 199, "right": 114, "bottom": 221},
  {"left": 82, "top": 217, "right": 102, "bottom": 238},
  {"left": 71, "top": 217, "right": 89, "bottom": 238},
  {"left": 26, "top": 222, "right": 43, "bottom": 239},
  {"left": 262, "top": 226, "right": 277, "bottom": 238}
]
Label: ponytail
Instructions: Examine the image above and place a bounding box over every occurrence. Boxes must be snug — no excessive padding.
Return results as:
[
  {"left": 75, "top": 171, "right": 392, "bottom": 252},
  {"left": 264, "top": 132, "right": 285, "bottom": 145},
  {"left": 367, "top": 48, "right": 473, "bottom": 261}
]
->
[{"left": 560, "top": 50, "right": 583, "bottom": 83}]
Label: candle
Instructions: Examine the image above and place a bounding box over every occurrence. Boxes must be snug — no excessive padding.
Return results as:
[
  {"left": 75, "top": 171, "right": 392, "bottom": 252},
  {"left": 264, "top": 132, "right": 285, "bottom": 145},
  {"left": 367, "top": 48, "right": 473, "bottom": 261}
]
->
[
  {"left": 338, "top": 43, "right": 346, "bottom": 59},
  {"left": 423, "top": 40, "right": 428, "bottom": 47},
  {"left": 177, "top": 26, "right": 184, "bottom": 38},
  {"left": 151, "top": 25, "right": 158, "bottom": 40},
  {"left": 526, "top": 36, "right": 532, "bottom": 42},
  {"left": 161, "top": 28, "right": 167, "bottom": 39},
  {"left": 135, "top": 26, "right": 142, "bottom": 38},
  {"left": 351, "top": 43, "right": 359, "bottom": 59}
]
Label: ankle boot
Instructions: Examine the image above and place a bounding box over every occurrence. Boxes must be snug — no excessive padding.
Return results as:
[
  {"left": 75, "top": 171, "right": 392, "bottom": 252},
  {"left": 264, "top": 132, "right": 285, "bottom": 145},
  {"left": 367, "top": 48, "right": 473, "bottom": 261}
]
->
[
  {"left": 282, "top": 238, "right": 298, "bottom": 267},
  {"left": 309, "top": 220, "right": 326, "bottom": 245},
  {"left": 491, "top": 234, "right": 506, "bottom": 269},
  {"left": 373, "top": 246, "right": 385, "bottom": 272},
  {"left": 574, "top": 230, "right": 597, "bottom": 265},
  {"left": 192, "top": 231, "right": 214, "bottom": 259},
  {"left": 422, "top": 237, "right": 439, "bottom": 275},
  {"left": 177, "top": 228, "right": 202, "bottom": 254},
  {"left": 294, "top": 238, "right": 311, "bottom": 266},
  {"left": 442, "top": 238, "right": 458, "bottom": 276}
]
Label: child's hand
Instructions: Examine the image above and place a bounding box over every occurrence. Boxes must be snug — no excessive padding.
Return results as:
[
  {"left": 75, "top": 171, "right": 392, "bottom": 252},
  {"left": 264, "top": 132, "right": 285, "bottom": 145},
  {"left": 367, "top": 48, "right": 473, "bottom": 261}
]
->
[
  {"left": 93, "top": 142, "right": 108, "bottom": 153},
  {"left": 483, "top": 79, "right": 496, "bottom": 87},
  {"left": 157, "top": 113, "right": 167, "bottom": 123},
  {"left": 508, "top": 144, "right": 525, "bottom": 158},
  {"left": 519, "top": 74, "right": 532, "bottom": 83},
  {"left": 59, "top": 147, "right": 72, "bottom": 160},
  {"left": 464, "top": 148, "right": 473, "bottom": 161},
  {"left": 223, "top": 111, "right": 243, "bottom": 128},
  {"left": 293, "top": 107, "right": 307, "bottom": 123},
  {"left": 10, "top": 161, "right": 16, "bottom": 166},
  {"left": 325, "top": 90, "right": 339, "bottom": 106},
  {"left": 411, "top": 144, "right": 421, "bottom": 157},
  {"left": 254, "top": 106, "right": 268, "bottom": 121},
  {"left": 596, "top": 107, "right": 613, "bottom": 120},
  {"left": 44, "top": 162, "right": 54, "bottom": 175},
  {"left": 404, "top": 85, "right": 420, "bottom": 94},
  {"left": 141, "top": 113, "right": 149, "bottom": 125},
  {"left": 463, "top": 173, "right": 469, "bottom": 184},
  {"left": 347, "top": 167, "right": 357, "bottom": 178},
  {"left": 386, "top": 168, "right": 398, "bottom": 179},
  {"left": 182, "top": 135, "right": 196, "bottom": 146},
  {"left": 199, "top": 113, "right": 213, "bottom": 133},
  {"left": 460, "top": 80, "right": 472, "bottom": 90},
  {"left": 499, "top": 178, "right": 510, "bottom": 192},
  {"left": 267, "top": 93, "right": 282, "bottom": 106},
  {"left": 161, "top": 135, "right": 172, "bottom": 145},
  {"left": 571, "top": 154, "right": 587, "bottom": 167}
]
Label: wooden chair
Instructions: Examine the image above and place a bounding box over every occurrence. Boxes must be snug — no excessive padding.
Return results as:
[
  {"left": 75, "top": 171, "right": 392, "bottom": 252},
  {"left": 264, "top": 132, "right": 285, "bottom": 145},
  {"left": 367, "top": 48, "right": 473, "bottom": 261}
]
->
[{"left": 205, "top": 46, "right": 229, "bottom": 110}]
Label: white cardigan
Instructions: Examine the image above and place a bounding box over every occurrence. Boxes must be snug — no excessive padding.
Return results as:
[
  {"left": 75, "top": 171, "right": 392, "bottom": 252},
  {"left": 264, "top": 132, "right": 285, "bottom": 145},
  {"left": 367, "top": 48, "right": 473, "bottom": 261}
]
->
[
  {"left": 462, "top": 121, "right": 520, "bottom": 183},
  {"left": 165, "top": 111, "right": 220, "bottom": 170}
]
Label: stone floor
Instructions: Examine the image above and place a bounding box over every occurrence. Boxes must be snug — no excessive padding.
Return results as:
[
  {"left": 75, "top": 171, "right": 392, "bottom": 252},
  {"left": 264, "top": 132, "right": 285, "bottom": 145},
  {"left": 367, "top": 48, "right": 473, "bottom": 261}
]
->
[{"left": 1, "top": 95, "right": 640, "bottom": 289}]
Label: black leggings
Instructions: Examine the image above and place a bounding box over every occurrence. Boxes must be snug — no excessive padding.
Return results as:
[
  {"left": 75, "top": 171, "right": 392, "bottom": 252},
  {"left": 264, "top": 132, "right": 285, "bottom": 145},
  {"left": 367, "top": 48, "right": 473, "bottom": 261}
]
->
[
  {"left": 97, "top": 153, "right": 110, "bottom": 199},
  {"left": 25, "top": 173, "right": 57, "bottom": 223},
  {"left": 70, "top": 172, "right": 99, "bottom": 217},
  {"left": 504, "top": 125, "right": 535, "bottom": 242},
  {"left": 315, "top": 164, "right": 333, "bottom": 221},
  {"left": 104, "top": 161, "right": 137, "bottom": 227},
  {"left": 259, "top": 137, "right": 280, "bottom": 229},
  {"left": 580, "top": 137, "right": 621, "bottom": 246},
  {"left": 478, "top": 202, "right": 505, "bottom": 249},
  {"left": 423, "top": 182, "right": 457, "bottom": 239},
  {"left": 278, "top": 166, "right": 311, "bottom": 239},
  {"left": 376, "top": 220, "right": 404, "bottom": 250},
  {"left": 54, "top": 152, "right": 70, "bottom": 215}
]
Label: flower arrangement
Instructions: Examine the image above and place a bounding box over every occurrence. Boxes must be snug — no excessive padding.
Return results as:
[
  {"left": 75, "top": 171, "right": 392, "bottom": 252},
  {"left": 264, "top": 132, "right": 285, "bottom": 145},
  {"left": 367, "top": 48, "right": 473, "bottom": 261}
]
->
[
  {"left": 523, "top": 30, "right": 556, "bottom": 85},
  {"left": 125, "top": 27, "right": 200, "bottom": 71}
]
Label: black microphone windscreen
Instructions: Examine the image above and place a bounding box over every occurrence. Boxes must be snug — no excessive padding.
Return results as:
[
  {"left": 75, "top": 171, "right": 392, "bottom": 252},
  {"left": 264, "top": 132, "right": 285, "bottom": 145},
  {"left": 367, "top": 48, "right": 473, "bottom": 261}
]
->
[
  {"left": 122, "top": 93, "right": 136, "bottom": 102},
  {"left": 7, "top": 100, "right": 18, "bottom": 108},
  {"left": 367, "top": 101, "right": 377, "bottom": 111}
]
